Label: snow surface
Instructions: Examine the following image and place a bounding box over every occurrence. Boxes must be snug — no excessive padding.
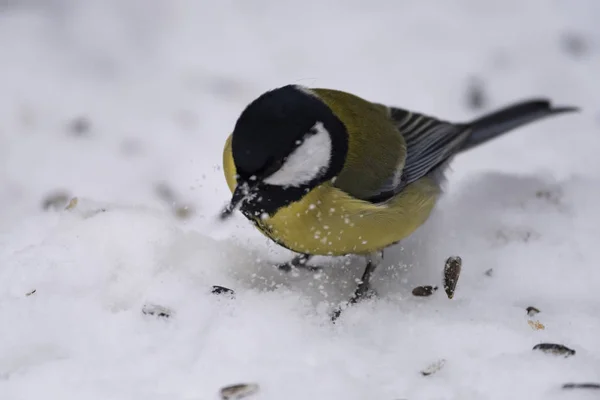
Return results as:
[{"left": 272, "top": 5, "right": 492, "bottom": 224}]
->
[{"left": 1, "top": 1, "right": 600, "bottom": 399}]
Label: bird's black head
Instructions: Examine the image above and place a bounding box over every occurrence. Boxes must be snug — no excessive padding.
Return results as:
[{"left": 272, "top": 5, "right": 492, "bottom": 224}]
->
[{"left": 222, "top": 85, "right": 348, "bottom": 220}]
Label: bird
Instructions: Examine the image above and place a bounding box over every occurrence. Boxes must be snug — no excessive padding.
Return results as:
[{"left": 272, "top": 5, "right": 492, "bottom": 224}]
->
[{"left": 219, "top": 84, "right": 578, "bottom": 318}]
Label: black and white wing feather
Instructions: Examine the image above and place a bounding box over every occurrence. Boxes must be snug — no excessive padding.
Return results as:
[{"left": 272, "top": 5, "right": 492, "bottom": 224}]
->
[
  {"left": 390, "top": 107, "right": 470, "bottom": 185},
  {"left": 366, "top": 107, "right": 470, "bottom": 203},
  {"left": 367, "top": 99, "right": 578, "bottom": 204}
]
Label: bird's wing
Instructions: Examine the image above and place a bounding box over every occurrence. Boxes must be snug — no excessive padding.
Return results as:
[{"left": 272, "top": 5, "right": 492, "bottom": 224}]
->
[
  {"left": 366, "top": 107, "right": 470, "bottom": 203},
  {"left": 391, "top": 107, "right": 470, "bottom": 184}
]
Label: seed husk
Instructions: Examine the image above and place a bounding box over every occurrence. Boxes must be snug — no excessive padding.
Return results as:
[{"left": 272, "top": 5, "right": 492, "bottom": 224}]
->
[
  {"left": 443, "top": 256, "right": 462, "bottom": 299},
  {"left": 562, "top": 383, "right": 600, "bottom": 390},
  {"left": 532, "top": 343, "right": 575, "bottom": 357},
  {"left": 421, "top": 359, "right": 446, "bottom": 376},
  {"left": 25, "top": 289, "right": 36, "bottom": 296},
  {"left": 220, "top": 383, "right": 260, "bottom": 400},
  {"left": 527, "top": 320, "right": 545, "bottom": 330},
  {"left": 412, "top": 285, "right": 438, "bottom": 297},
  {"left": 212, "top": 285, "right": 236, "bottom": 298},
  {"left": 141, "top": 304, "right": 172, "bottom": 319},
  {"left": 526, "top": 306, "right": 540, "bottom": 317},
  {"left": 65, "top": 197, "right": 79, "bottom": 210}
]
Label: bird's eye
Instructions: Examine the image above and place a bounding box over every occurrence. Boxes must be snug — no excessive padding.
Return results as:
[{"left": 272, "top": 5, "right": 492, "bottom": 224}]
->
[
  {"left": 294, "top": 128, "right": 318, "bottom": 147},
  {"left": 306, "top": 126, "right": 320, "bottom": 136},
  {"left": 258, "top": 156, "right": 287, "bottom": 181}
]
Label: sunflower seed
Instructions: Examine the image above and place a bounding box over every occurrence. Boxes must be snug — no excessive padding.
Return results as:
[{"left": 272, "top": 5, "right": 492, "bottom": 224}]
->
[
  {"left": 421, "top": 359, "right": 446, "bottom": 376},
  {"left": 533, "top": 343, "right": 575, "bottom": 357},
  {"left": 220, "top": 383, "right": 260, "bottom": 400},
  {"left": 141, "top": 304, "right": 172, "bottom": 319},
  {"left": 25, "top": 289, "right": 36, "bottom": 296},
  {"left": 526, "top": 306, "right": 540, "bottom": 317},
  {"left": 443, "top": 256, "right": 462, "bottom": 299},
  {"left": 412, "top": 285, "right": 438, "bottom": 297},
  {"left": 562, "top": 383, "right": 600, "bottom": 390},
  {"left": 212, "top": 285, "right": 236, "bottom": 298}
]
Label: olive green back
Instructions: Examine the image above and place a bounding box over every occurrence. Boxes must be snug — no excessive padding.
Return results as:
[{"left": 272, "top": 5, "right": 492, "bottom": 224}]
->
[{"left": 312, "top": 88, "right": 406, "bottom": 200}]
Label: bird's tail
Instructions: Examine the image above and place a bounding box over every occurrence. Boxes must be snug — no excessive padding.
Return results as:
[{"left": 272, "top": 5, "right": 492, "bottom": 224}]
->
[{"left": 459, "top": 99, "right": 579, "bottom": 152}]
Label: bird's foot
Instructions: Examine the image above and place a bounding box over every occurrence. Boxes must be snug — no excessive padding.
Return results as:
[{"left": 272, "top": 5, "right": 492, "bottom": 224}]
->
[
  {"left": 277, "top": 254, "right": 322, "bottom": 273},
  {"left": 330, "top": 283, "right": 378, "bottom": 322},
  {"left": 277, "top": 262, "right": 323, "bottom": 273},
  {"left": 330, "top": 253, "right": 381, "bottom": 322}
]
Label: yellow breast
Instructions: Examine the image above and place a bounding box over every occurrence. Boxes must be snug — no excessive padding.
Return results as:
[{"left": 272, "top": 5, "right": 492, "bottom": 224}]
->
[
  {"left": 222, "top": 134, "right": 440, "bottom": 256},
  {"left": 260, "top": 178, "right": 440, "bottom": 256}
]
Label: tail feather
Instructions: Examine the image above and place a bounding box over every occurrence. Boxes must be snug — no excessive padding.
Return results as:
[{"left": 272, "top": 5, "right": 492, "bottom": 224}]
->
[{"left": 460, "top": 99, "right": 580, "bottom": 152}]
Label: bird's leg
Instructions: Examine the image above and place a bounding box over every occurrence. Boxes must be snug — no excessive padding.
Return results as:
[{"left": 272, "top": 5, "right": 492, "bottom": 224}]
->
[
  {"left": 277, "top": 254, "right": 321, "bottom": 273},
  {"left": 331, "top": 250, "right": 383, "bottom": 322},
  {"left": 349, "top": 250, "right": 383, "bottom": 303}
]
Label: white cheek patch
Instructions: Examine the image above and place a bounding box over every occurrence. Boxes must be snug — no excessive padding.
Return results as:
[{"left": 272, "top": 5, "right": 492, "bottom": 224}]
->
[{"left": 263, "top": 121, "right": 332, "bottom": 187}]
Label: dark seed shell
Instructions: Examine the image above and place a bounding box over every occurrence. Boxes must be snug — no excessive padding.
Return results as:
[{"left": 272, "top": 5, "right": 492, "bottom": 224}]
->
[
  {"left": 220, "top": 383, "right": 260, "bottom": 400},
  {"left": 562, "top": 383, "right": 600, "bottom": 390},
  {"left": 141, "top": 304, "right": 172, "bottom": 319},
  {"left": 420, "top": 359, "right": 446, "bottom": 376},
  {"left": 526, "top": 306, "right": 540, "bottom": 317},
  {"left": 412, "top": 285, "right": 438, "bottom": 297},
  {"left": 533, "top": 343, "right": 575, "bottom": 357},
  {"left": 212, "top": 285, "right": 236, "bottom": 297},
  {"left": 443, "top": 256, "right": 462, "bottom": 299}
]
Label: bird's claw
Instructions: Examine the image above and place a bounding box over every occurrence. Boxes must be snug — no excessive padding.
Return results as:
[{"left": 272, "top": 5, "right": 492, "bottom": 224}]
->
[
  {"left": 277, "top": 262, "right": 322, "bottom": 273},
  {"left": 349, "top": 285, "right": 378, "bottom": 304},
  {"left": 331, "top": 284, "right": 378, "bottom": 322},
  {"left": 277, "top": 254, "right": 321, "bottom": 274}
]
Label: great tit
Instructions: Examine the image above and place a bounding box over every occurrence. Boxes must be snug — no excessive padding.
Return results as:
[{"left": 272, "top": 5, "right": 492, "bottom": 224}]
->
[{"left": 220, "top": 85, "right": 578, "bottom": 311}]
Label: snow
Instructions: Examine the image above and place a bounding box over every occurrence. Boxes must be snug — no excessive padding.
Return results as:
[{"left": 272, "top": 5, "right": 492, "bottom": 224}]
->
[{"left": 1, "top": 0, "right": 600, "bottom": 399}]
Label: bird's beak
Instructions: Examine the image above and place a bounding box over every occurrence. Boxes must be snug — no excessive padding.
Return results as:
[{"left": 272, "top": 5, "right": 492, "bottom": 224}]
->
[{"left": 219, "top": 181, "right": 253, "bottom": 220}]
